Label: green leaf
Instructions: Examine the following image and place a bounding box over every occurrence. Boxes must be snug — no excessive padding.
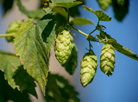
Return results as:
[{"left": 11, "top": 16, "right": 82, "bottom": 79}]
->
[
  {"left": 86, "top": 34, "right": 98, "bottom": 42},
  {"left": 70, "top": 17, "right": 94, "bottom": 25},
  {"left": 97, "top": 31, "right": 138, "bottom": 60},
  {"left": 83, "top": 5, "right": 112, "bottom": 21},
  {"left": 13, "top": 19, "right": 50, "bottom": 95},
  {"left": 17, "top": 0, "right": 45, "bottom": 19},
  {"left": 0, "top": 71, "right": 31, "bottom": 102},
  {"left": 38, "top": 14, "right": 56, "bottom": 50},
  {"left": 51, "top": 0, "right": 75, "bottom": 4},
  {"left": 0, "top": 51, "right": 37, "bottom": 97},
  {"left": 53, "top": 7, "right": 68, "bottom": 19},
  {"left": 97, "top": 0, "right": 112, "bottom": 10},
  {"left": 112, "top": 0, "right": 129, "bottom": 21},
  {"left": 13, "top": 66, "right": 37, "bottom": 97},
  {"left": 3, "top": 0, "right": 14, "bottom": 14},
  {"left": 54, "top": 74, "right": 80, "bottom": 102},
  {"left": 45, "top": 73, "right": 66, "bottom": 102},
  {"left": 45, "top": 73, "right": 80, "bottom": 102},
  {"left": 0, "top": 51, "right": 20, "bottom": 89},
  {"left": 55, "top": 2, "right": 82, "bottom": 9}
]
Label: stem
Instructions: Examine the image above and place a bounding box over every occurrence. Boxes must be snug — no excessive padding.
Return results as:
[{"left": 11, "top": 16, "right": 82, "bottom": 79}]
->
[
  {"left": 89, "top": 41, "right": 91, "bottom": 50},
  {"left": 71, "top": 26, "right": 87, "bottom": 36},
  {"left": 67, "top": 8, "right": 69, "bottom": 24},
  {"left": 89, "top": 28, "right": 96, "bottom": 35},
  {"left": 0, "top": 33, "right": 15, "bottom": 37}
]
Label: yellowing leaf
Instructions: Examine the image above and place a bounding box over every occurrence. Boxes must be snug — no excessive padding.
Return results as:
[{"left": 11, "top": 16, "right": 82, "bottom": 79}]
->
[{"left": 13, "top": 19, "right": 52, "bottom": 95}]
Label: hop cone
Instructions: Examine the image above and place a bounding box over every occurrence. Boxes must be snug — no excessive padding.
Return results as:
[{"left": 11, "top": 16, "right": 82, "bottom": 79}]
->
[
  {"left": 55, "top": 30, "right": 74, "bottom": 65},
  {"left": 6, "top": 20, "right": 23, "bottom": 42},
  {"left": 64, "top": 45, "right": 78, "bottom": 75},
  {"left": 80, "top": 50, "right": 98, "bottom": 87},
  {"left": 100, "top": 44, "right": 115, "bottom": 76}
]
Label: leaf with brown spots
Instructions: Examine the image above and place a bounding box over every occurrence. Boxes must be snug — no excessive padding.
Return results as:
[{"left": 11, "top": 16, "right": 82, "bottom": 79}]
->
[{"left": 13, "top": 18, "right": 56, "bottom": 95}]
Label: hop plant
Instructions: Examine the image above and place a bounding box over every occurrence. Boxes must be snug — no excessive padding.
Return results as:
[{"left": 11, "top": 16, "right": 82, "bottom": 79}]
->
[
  {"left": 80, "top": 50, "right": 98, "bottom": 87},
  {"left": 55, "top": 30, "right": 74, "bottom": 65},
  {"left": 100, "top": 44, "right": 116, "bottom": 76},
  {"left": 64, "top": 45, "right": 78, "bottom": 75},
  {"left": 6, "top": 20, "right": 23, "bottom": 42}
]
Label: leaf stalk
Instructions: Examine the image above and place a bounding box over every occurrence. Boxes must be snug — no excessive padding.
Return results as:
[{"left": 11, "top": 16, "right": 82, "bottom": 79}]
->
[{"left": 0, "top": 33, "right": 15, "bottom": 37}]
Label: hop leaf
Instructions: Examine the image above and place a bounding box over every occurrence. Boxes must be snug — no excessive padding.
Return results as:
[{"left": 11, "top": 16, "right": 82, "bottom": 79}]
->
[
  {"left": 97, "top": 0, "right": 112, "bottom": 10},
  {"left": 6, "top": 20, "right": 23, "bottom": 42},
  {"left": 80, "top": 50, "right": 98, "bottom": 87},
  {"left": 55, "top": 30, "right": 74, "bottom": 65},
  {"left": 64, "top": 45, "right": 78, "bottom": 75},
  {"left": 100, "top": 44, "right": 116, "bottom": 76}
]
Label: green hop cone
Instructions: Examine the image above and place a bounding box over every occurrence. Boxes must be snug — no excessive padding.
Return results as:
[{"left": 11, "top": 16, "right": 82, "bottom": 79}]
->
[
  {"left": 80, "top": 50, "right": 98, "bottom": 87},
  {"left": 6, "top": 20, "right": 23, "bottom": 42},
  {"left": 100, "top": 44, "right": 116, "bottom": 76},
  {"left": 55, "top": 30, "right": 74, "bottom": 65},
  {"left": 64, "top": 45, "right": 78, "bottom": 75}
]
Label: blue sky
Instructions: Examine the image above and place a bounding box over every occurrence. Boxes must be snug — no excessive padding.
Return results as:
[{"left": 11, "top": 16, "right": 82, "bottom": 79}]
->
[{"left": 72, "top": 0, "right": 138, "bottom": 102}]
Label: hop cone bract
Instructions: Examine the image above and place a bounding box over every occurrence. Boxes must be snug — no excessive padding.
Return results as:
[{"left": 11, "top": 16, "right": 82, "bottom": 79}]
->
[
  {"left": 80, "top": 50, "right": 98, "bottom": 87},
  {"left": 100, "top": 44, "right": 116, "bottom": 76},
  {"left": 6, "top": 20, "right": 23, "bottom": 42},
  {"left": 55, "top": 30, "right": 74, "bottom": 65}
]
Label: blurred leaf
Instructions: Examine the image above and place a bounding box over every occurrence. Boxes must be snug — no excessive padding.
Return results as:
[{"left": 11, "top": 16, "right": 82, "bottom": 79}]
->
[
  {"left": 0, "top": 51, "right": 37, "bottom": 97},
  {"left": 97, "top": 31, "right": 138, "bottom": 60},
  {"left": 0, "top": 51, "right": 20, "bottom": 89},
  {"left": 13, "top": 66, "right": 37, "bottom": 97},
  {"left": 0, "top": 71, "right": 31, "bottom": 102},
  {"left": 70, "top": 17, "right": 94, "bottom": 25},
  {"left": 6, "top": 20, "right": 23, "bottom": 42},
  {"left": 52, "top": 0, "right": 75, "bottom": 2},
  {"left": 53, "top": 7, "right": 68, "bottom": 19},
  {"left": 45, "top": 73, "right": 66, "bottom": 102},
  {"left": 51, "top": 0, "right": 75, "bottom": 5},
  {"left": 3, "top": 0, "right": 14, "bottom": 14},
  {"left": 117, "top": 0, "right": 125, "bottom": 6},
  {"left": 55, "top": 2, "right": 82, "bottom": 9},
  {"left": 69, "top": 0, "right": 85, "bottom": 17},
  {"left": 13, "top": 19, "right": 50, "bottom": 95},
  {"left": 54, "top": 74, "right": 80, "bottom": 102},
  {"left": 45, "top": 73, "right": 80, "bottom": 102},
  {"left": 64, "top": 45, "right": 78, "bottom": 75},
  {"left": 83, "top": 5, "right": 112, "bottom": 21},
  {"left": 0, "top": 71, "right": 4, "bottom": 102},
  {"left": 97, "top": 0, "right": 112, "bottom": 10},
  {"left": 16, "top": 0, "right": 45, "bottom": 19},
  {"left": 55, "top": 13, "right": 68, "bottom": 26},
  {"left": 112, "top": 0, "right": 129, "bottom": 21}
]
